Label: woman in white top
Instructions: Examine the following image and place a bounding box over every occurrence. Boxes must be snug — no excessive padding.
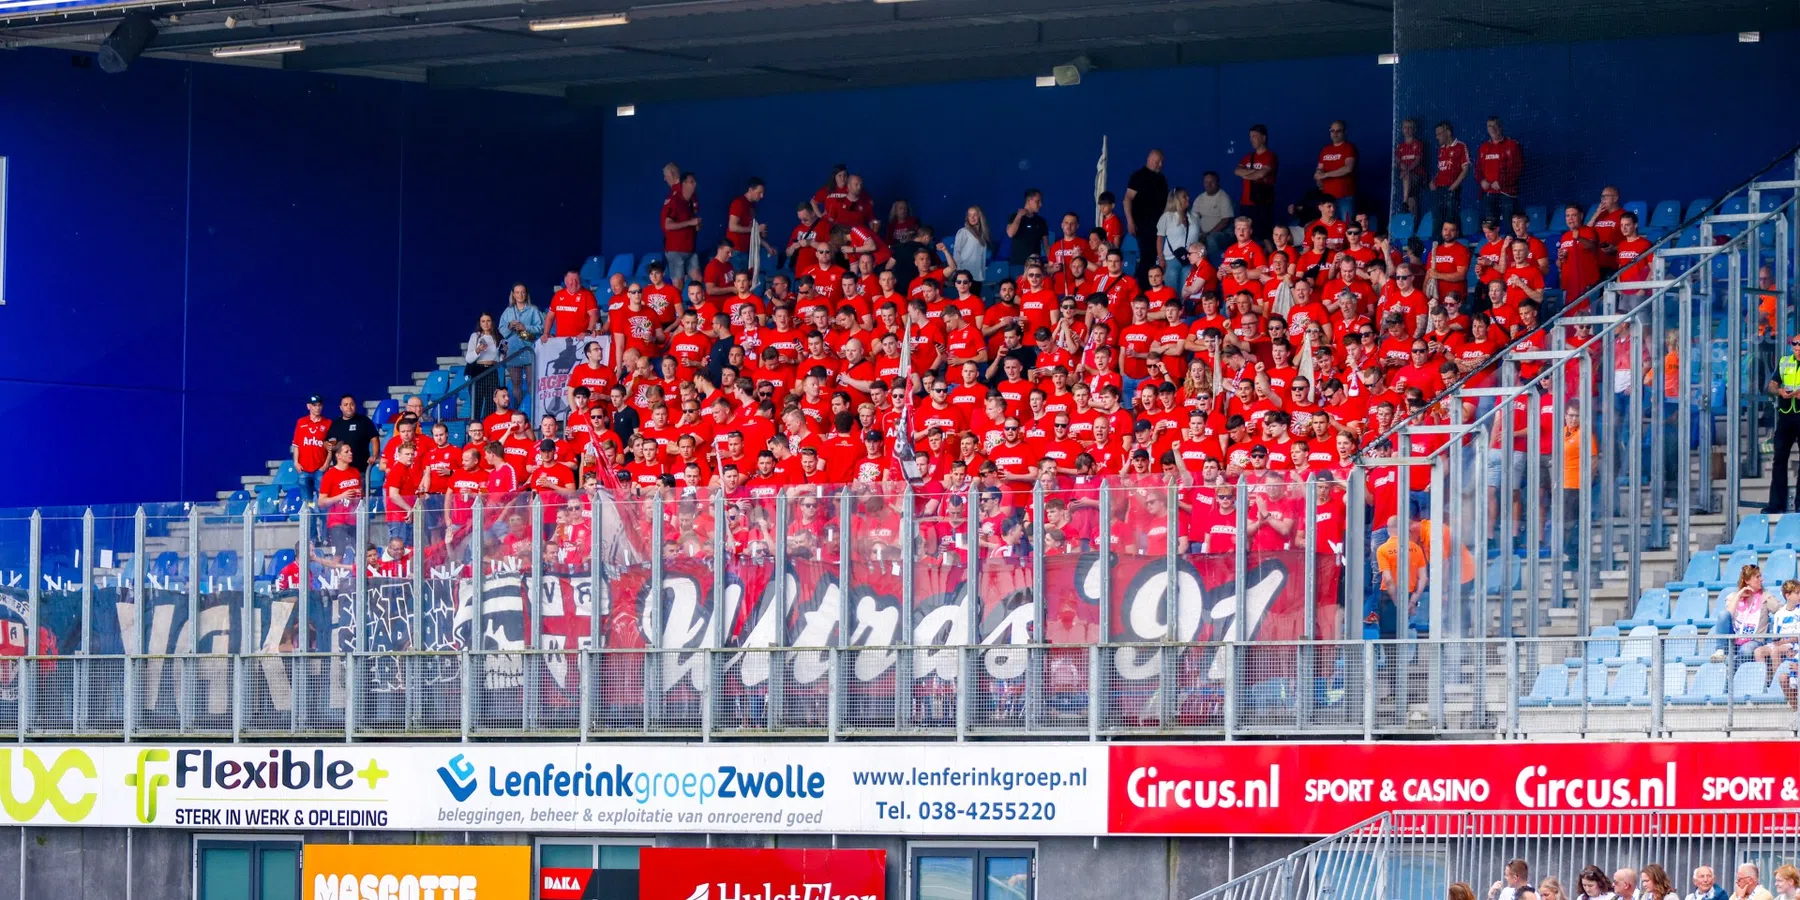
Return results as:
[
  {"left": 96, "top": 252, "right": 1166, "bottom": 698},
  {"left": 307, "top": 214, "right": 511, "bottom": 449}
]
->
[
  {"left": 1156, "top": 189, "right": 1194, "bottom": 301},
  {"left": 953, "top": 205, "right": 992, "bottom": 294},
  {"left": 463, "top": 312, "right": 503, "bottom": 420}
]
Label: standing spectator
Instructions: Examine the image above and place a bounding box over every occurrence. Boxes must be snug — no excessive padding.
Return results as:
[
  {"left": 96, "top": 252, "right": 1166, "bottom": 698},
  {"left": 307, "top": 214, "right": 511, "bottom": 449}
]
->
[
  {"left": 726, "top": 177, "right": 768, "bottom": 265},
  {"left": 887, "top": 199, "right": 920, "bottom": 243},
  {"left": 1557, "top": 203, "right": 1603, "bottom": 307},
  {"left": 325, "top": 394, "right": 378, "bottom": 474},
  {"left": 1690, "top": 868, "right": 1729, "bottom": 900},
  {"left": 1193, "top": 171, "right": 1236, "bottom": 263},
  {"left": 811, "top": 165, "right": 850, "bottom": 226},
  {"left": 1490, "top": 860, "right": 1537, "bottom": 900},
  {"left": 497, "top": 283, "right": 543, "bottom": 405},
  {"left": 1315, "top": 120, "right": 1359, "bottom": 219},
  {"left": 1235, "top": 124, "right": 1278, "bottom": 240},
  {"left": 1427, "top": 220, "right": 1471, "bottom": 302},
  {"left": 1476, "top": 116, "right": 1524, "bottom": 227},
  {"left": 463, "top": 312, "right": 503, "bottom": 422},
  {"left": 953, "top": 206, "right": 992, "bottom": 294},
  {"left": 1431, "top": 121, "right": 1471, "bottom": 232},
  {"left": 1589, "top": 185, "right": 1626, "bottom": 276},
  {"left": 1736, "top": 866, "right": 1773, "bottom": 900},
  {"left": 1642, "top": 866, "right": 1674, "bottom": 900},
  {"left": 1155, "top": 188, "right": 1195, "bottom": 299},
  {"left": 291, "top": 395, "right": 331, "bottom": 500},
  {"left": 661, "top": 171, "right": 701, "bottom": 287},
  {"left": 1125, "top": 149, "right": 1170, "bottom": 283},
  {"left": 1766, "top": 335, "right": 1800, "bottom": 513},
  {"left": 1006, "top": 189, "right": 1050, "bottom": 278},
  {"left": 317, "top": 443, "right": 363, "bottom": 559},
  {"left": 1395, "top": 117, "right": 1427, "bottom": 217},
  {"left": 546, "top": 270, "right": 599, "bottom": 339}
]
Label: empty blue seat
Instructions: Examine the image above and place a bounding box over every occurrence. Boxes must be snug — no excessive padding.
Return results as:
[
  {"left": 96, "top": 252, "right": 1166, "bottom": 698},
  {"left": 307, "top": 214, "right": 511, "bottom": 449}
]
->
[
  {"left": 1519, "top": 663, "right": 1569, "bottom": 707},
  {"left": 578, "top": 254, "right": 607, "bottom": 288},
  {"left": 1565, "top": 625, "right": 1621, "bottom": 668},
  {"left": 1550, "top": 665, "right": 1610, "bottom": 707},
  {"left": 1661, "top": 661, "right": 1689, "bottom": 700},
  {"left": 1594, "top": 662, "right": 1648, "bottom": 706},
  {"left": 1605, "top": 624, "right": 1658, "bottom": 666},
  {"left": 1658, "top": 586, "right": 1712, "bottom": 629},
  {"left": 1617, "top": 587, "right": 1668, "bottom": 628},
  {"left": 1388, "top": 213, "right": 1415, "bottom": 242},
  {"left": 1525, "top": 205, "right": 1549, "bottom": 234},
  {"left": 1666, "top": 549, "right": 1719, "bottom": 593},
  {"left": 1720, "top": 513, "right": 1769, "bottom": 552},
  {"left": 1459, "top": 207, "right": 1480, "bottom": 239},
  {"left": 1120, "top": 234, "right": 1138, "bottom": 255},
  {"left": 1754, "top": 660, "right": 1794, "bottom": 703},
  {"left": 1730, "top": 660, "right": 1769, "bottom": 701},
  {"left": 421, "top": 370, "right": 451, "bottom": 402},
  {"left": 373, "top": 398, "right": 400, "bottom": 424},
  {"left": 1766, "top": 548, "right": 1798, "bottom": 585},
  {"left": 606, "top": 253, "right": 635, "bottom": 280},
  {"left": 1664, "top": 623, "right": 1700, "bottom": 664},
  {"left": 1650, "top": 200, "right": 1682, "bottom": 230},
  {"left": 1671, "top": 660, "right": 1730, "bottom": 705},
  {"left": 1622, "top": 200, "right": 1648, "bottom": 224},
  {"left": 210, "top": 550, "right": 239, "bottom": 579},
  {"left": 1772, "top": 515, "right": 1800, "bottom": 549},
  {"left": 1710, "top": 548, "right": 1758, "bottom": 591},
  {"left": 1685, "top": 199, "right": 1714, "bottom": 221},
  {"left": 279, "top": 488, "right": 303, "bottom": 520},
  {"left": 271, "top": 460, "right": 300, "bottom": 488},
  {"left": 222, "top": 490, "right": 251, "bottom": 520},
  {"left": 1415, "top": 212, "right": 1435, "bottom": 243},
  {"left": 152, "top": 551, "right": 182, "bottom": 578},
  {"left": 447, "top": 421, "right": 468, "bottom": 445}
]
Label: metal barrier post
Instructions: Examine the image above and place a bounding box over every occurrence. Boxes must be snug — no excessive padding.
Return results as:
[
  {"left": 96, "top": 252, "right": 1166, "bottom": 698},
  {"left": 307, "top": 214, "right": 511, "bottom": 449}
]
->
[
  {"left": 1727, "top": 249, "right": 1744, "bottom": 531},
  {"left": 526, "top": 494, "right": 545, "bottom": 733},
  {"left": 347, "top": 499, "right": 367, "bottom": 741},
  {"left": 1163, "top": 481, "right": 1179, "bottom": 729},
  {"left": 1549, "top": 342, "right": 1568, "bottom": 613},
  {"left": 1499, "top": 388, "right": 1518, "bottom": 636},
  {"left": 1300, "top": 480, "right": 1317, "bottom": 729},
  {"left": 1650, "top": 631, "right": 1665, "bottom": 737},
  {"left": 295, "top": 504, "right": 311, "bottom": 733},
  {"left": 1345, "top": 468, "right": 1365, "bottom": 642},
  {"left": 1360, "top": 640, "right": 1374, "bottom": 740},
  {"left": 1503, "top": 638, "right": 1519, "bottom": 739},
  {"left": 1097, "top": 481, "right": 1112, "bottom": 729},
  {"left": 1032, "top": 482, "right": 1046, "bottom": 730},
  {"left": 1577, "top": 349, "right": 1596, "bottom": 627},
  {"left": 1650, "top": 283, "right": 1668, "bottom": 551},
  {"left": 773, "top": 491, "right": 790, "bottom": 732},
  {"left": 78, "top": 507, "right": 94, "bottom": 733},
  {"left": 127, "top": 506, "right": 146, "bottom": 740},
  {"left": 1523, "top": 388, "right": 1542, "bottom": 636},
  {"left": 1677, "top": 280, "right": 1694, "bottom": 564},
  {"left": 469, "top": 496, "right": 484, "bottom": 739},
  {"left": 646, "top": 500, "right": 663, "bottom": 732},
  {"left": 960, "top": 483, "right": 979, "bottom": 741},
  {"left": 1628, "top": 313, "right": 1646, "bottom": 599},
  {"left": 897, "top": 487, "right": 912, "bottom": 730},
  {"left": 23, "top": 510, "right": 39, "bottom": 740},
  {"left": 1427, "top": 458, "right": 1445, "bottom": 728},
  {"left": 409, "top": 504, "right": 425, "bottom": 733}
]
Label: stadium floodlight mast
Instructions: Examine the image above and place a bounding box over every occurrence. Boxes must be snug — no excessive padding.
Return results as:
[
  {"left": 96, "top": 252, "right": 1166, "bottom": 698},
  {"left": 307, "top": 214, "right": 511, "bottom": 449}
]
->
[
  {"left": 527, "top": 12, "right": 628, "bottom": 30},
  {"left": 211, "top": 40, "right": 305, "bottom": 57}
]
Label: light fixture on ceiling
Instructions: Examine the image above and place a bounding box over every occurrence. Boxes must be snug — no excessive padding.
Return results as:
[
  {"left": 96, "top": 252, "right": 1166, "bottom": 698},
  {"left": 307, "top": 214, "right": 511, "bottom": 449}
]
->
[
  {"left": 616, "top": 104, "right": 636, "bottom": 116},
  {"left": 1377, "top": 52, "right": 1400, "bottom": 65},
  {"left": 527, "top": 12, "right": 629, "bottom": 30},
  {"left": 211, "top": 40, "right": 305, "bottom": 58},
  {"left": 1034, "top": 75, "right": 1056, "bottom": 87},
  {"left": 1739, "top": 31, "right": 1761, "bottom": 42},
  {"left": 872, "top": 0, "right": 921, "bottom": 4}
]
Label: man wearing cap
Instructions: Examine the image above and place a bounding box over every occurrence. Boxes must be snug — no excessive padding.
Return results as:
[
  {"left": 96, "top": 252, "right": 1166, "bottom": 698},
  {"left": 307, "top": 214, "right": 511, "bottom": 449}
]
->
[{"left": 292, "top": 395, "right": 332, "bottom": 501}]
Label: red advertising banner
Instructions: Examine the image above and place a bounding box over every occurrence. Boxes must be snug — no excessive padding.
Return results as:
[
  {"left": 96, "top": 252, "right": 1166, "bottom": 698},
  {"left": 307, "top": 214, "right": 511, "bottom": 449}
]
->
[
  {"left": 541, "top": 868, "right": 600, "bottom": 900},
  {"left": 1108, "top": 741, "right": 1800, "bottom": 836},
  {"left": 639, "top": 849, "right": 887, "bottom": 900}
]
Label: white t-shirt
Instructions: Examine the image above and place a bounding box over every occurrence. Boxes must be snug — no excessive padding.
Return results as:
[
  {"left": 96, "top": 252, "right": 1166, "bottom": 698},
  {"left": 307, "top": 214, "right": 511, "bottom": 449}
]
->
[
  {"left": 1192, "top": 189, "right": 1235, "bottom": 234},
  {"left": 1770, "top": 602, "right": 1800, "bottom": 635}
]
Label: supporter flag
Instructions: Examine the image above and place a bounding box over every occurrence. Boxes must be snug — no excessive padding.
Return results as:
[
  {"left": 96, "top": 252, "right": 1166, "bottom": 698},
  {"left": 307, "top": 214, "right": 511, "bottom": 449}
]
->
[
  {"left": 1297, "top": 330, "right": 1316, "bottom": 394},
  {"left": 892, "top": 319, "right": 922, "bottom": 484},
  {"left": 1094, "top": 135, "right": 1108, "bottom": 229}
]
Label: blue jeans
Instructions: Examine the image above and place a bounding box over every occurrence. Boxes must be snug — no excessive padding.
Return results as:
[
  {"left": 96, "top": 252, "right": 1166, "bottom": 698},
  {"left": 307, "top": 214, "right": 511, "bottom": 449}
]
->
[
  {"left": 297, "top": 467, "right": 321, "bottom": 502},
  {"left": 1335, "top": 196, "right": 1356, "bottom": 222}
]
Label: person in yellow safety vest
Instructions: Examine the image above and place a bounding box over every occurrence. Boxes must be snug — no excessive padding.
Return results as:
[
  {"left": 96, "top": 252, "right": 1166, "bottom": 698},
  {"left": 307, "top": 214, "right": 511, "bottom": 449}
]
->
[{"left": 1766, "top": 337, "right": 1800, "bottom": 514}]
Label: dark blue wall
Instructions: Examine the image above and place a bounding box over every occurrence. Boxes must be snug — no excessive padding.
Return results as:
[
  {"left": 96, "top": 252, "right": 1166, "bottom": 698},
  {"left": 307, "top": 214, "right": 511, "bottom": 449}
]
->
[
  {"left": 600, "top": 31, "right": 1800, "bottom": 257},
  {"left": 0, "top": 49, "right": 604, "bottom": 508}
]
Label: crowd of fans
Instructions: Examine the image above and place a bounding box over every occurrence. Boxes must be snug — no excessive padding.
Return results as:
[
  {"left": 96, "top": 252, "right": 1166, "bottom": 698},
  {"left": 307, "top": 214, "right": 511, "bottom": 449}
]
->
[
  {"left": 285, "top": 119, "right": 1661, "bottom": 637},
  {"left": 1456, "top": 860, "right": 1797, "bottom": 900}
]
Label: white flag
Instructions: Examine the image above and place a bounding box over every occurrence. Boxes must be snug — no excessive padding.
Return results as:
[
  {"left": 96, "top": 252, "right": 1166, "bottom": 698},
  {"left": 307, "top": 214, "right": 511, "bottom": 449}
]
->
[{"left": 1094, "top": 136, "right": 1108, "bottom": 228}]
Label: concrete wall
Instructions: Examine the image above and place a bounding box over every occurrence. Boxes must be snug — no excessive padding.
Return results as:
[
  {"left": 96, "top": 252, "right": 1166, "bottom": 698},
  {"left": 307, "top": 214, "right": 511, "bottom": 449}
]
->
[{"left": 0, "top": 827, "right": 1309, "bottom": 900}]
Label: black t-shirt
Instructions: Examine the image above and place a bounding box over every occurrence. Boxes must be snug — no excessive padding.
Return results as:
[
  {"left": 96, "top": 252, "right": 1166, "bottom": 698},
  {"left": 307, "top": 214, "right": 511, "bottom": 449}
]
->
[
  {"left": 327, "top": 413, "right": 378, "bottom": 468},
  {"left": 1009, "top": 213, "right": 1049, "bottom": 266},
  {"left": 1126, "top": 167, "right": 1170, "bottom": 229},
  {"left": 890, "top": 238, "right": 929, "bottom": 286}
]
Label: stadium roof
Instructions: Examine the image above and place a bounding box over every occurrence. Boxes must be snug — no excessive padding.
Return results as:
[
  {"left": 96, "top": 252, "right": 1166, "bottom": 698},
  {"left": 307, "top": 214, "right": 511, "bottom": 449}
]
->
[{"left": 3, "top": 0, "right": 1793, "bottom": 105}]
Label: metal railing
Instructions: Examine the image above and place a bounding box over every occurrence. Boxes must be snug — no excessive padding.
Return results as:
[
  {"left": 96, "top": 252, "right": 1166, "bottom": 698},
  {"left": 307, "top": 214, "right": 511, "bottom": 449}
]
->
[
  {"left": 1193, "top": 811, "right": 1800, "bottom": 900},
  {"left": 1355, "top": 145, "right": 1800, "bottom": 645},
  {"left": 4, "top": 633, "right": 1794, "bottom": 741}
]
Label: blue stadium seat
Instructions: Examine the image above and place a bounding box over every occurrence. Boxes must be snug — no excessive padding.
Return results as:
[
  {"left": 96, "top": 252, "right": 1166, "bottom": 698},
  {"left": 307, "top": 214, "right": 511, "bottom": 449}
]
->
[
  {"left": 1650, "top": 200, "right": 1682, "bottom": 230},
  {"left": 578, "top": 254, "right": 607, "bottom": 288},
  {"left": 373, "top": 398, "right": 400, "bottom": 424},
  {"left": 1564, "top": 624, "right": 1620, "bottom": 668},
  {"left": 1549, "top": 664, "right": 1609, "bottom": 707},
  {"left": 271, "top": 460, "right": 300, "bottom": 489},
  {"left": 1684, "top": 198, "right": 1714, "bottom": 221},
  {"left": 447, "top": 421, "right": 468, "bottom": 445},
  {"left": 1730, "top": 660, "right": 1769, "bottom": 701},
  {"left": 1661, "top": 661, "right": 1688, "bottom": 700},
  {"left": 210, "top": 550, "right": 239, "bottom": 580},
  {"left": 379, "top": 422, "right": 395, "bottom": 440},
  {"left": 436, "top": 398, "right": 457, "bottom": 422},
  {"left": 1710, "top": 547, "right": 1757, "bottom": 591},
  {"left": 1772, "top": 515, "right": 1800, "bottom": 550},
  {"left": 421, "top": 370, "right": 451, "bottom": 402},
  {"left": 152, "top": 551, "right": 182, "bottom": 579},
  {"left": 1415, "top": 212, "right": 1434, "bottom": 243},
  {"left": 253, "top": 484, "right": 283, "bottom": 518},
  {"left": 1595, "top": 662, "right": 1648, "bottom": 706},
  {"left": 607, "top": 253, "right": 635, "bottom": 281},
  {"left": 279, "top": 488, "right": 303, "bottom": 521},
  {"left": 1713, "top": 196, "right": 1749, "bottom": 237},
  {"left": 1765, "top": 548, "right": 1798, "bottom": 585},
  {"left": 222, "top": 490, "right": 251, "bottom": 520},
  {"left": 1519, "top": 663, "right": 1569, "bottom": 707},
  {"left": 1388, "top": 213, "right": 1415, "bottom": 242},
  {"left": 1605, "top": 624, "right": 1658, "bottom": 666},
  {"left": 633, "top": 252, "right": 665, "bottom": 283},
  {"left": 1664, "top": 623, "right": 1700, "bottom": 664},
  {"left": 1665, "top": 549, "right": 1718, "bottom": 592},
  {"left": 255, "top": 548, "right": 298, "bottom": 588},
  {"left": 1755, "top": 660, "right": 1794, "bottom": 703},
  {"left": 1616, "top": 587, "right": 1668, "bottom": 628},
  {"left": 1720, "top": 512, "right": 1769, "bottom": 552},
  {"left": 982, "top": 260, "right": 1010, "bottom": 297},
  {"left": 1623, "top": 200, "right": 1648, "bottom": 224},
  {"left": 1657, "top": 586, "right": 1712, "bottom": 629},
  {"left": 1459, "top": 207, "right": 1480, "bottom": 239},
  {"left": 1671, "top": 660, "right": 1730, "bottom": 704},
  {"left": 1524, "top": 205, "right": 1549, "bottom": 234},
  {"left": 1120, "top": 234, "right": 1138, "bottom": 255}
]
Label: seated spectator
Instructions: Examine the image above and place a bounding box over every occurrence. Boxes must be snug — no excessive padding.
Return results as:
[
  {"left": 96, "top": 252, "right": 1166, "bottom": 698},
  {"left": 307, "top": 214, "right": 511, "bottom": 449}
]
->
[
  {"left": 1723, "top": 564, "right": 1775, "bottom": 657},
  {"left": 1690, "top": 868, "right": 1728, "bottom": 900}
]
